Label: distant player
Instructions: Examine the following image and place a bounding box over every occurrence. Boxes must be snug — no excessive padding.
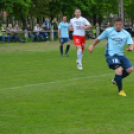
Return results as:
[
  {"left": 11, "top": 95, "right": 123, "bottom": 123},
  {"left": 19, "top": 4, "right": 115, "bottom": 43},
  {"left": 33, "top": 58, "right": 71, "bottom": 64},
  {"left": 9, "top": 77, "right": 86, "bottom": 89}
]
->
[
  {"left": 58, "top": 16, "right": 70, "bottom": 57},
  {"left": 69, "top": 9, "right": 92, "bottom": 70},
  {"left": 88, "top": 17, "right": 134, "bottom": 96}
]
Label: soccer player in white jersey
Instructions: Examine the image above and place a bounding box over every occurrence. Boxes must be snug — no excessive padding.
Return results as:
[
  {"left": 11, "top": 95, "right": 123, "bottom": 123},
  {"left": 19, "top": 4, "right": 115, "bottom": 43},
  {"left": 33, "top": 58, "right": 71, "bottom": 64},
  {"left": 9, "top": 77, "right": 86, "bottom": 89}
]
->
[
  {"left": 69, "top": 9, "right": 92, "bottom": 70},
  {"left": 88, "top": 17, "right": 134, "bottom": 96}
]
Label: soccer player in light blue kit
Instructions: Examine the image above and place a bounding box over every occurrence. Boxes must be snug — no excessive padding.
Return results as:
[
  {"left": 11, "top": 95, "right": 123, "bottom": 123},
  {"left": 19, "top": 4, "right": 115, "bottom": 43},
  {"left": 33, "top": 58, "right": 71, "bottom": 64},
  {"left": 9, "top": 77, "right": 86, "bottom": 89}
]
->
[
  {"left": 58, "top": 16, "right": 70, "bottom": 57},
  {"left": 88, "top": 17, "right": 134, "bottom": 96}
]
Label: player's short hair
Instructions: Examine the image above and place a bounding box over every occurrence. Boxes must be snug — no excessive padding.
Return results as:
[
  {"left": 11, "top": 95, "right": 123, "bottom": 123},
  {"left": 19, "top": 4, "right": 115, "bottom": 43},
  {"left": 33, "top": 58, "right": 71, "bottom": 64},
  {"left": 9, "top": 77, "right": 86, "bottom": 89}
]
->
[
  {"left": 63, "top": 15, "right": 67, "bottom": 18},
  {"left": 75, "top": 8, "right": 81, "bottom": 12},
  {"left": 114, "top": 17, "right": 123, "bottom": 23},
  {"left": 62, "top": 16, "right": 67, "bottom": 21}
]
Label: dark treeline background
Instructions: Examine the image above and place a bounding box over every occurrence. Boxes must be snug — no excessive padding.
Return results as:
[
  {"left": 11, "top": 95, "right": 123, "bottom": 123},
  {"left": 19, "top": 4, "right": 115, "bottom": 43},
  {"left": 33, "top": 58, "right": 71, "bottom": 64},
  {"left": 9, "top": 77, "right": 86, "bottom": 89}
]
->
[{"left": 0, "top": 0, "right": 134, "bottom": 29}]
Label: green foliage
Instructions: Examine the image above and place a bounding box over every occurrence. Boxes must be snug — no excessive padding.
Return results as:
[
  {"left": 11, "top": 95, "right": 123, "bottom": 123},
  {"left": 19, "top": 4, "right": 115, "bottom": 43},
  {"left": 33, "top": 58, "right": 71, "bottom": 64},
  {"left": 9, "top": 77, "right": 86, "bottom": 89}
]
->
[
  {"left": 0, "top": 0, "right": 13, "bottom": 12},
  {"left": 124, "top": 0, "right": 134, "bottom": 20},
  {"left": 1, "top": 0, "right": 134, "bottom": 25}
]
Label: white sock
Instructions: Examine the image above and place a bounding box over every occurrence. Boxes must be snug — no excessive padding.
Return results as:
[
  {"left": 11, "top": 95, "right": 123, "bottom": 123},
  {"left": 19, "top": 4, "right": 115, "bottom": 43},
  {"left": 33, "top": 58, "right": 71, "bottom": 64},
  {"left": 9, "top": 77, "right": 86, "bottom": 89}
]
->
[{"left": 77, "top": 50, "right": 82, "bottom": 65}]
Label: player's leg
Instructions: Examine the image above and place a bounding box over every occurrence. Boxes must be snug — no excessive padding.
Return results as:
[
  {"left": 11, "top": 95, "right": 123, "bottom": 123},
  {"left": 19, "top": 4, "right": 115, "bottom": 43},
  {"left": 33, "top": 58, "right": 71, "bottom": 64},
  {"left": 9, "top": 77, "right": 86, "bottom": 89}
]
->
[
  {"left": 73, "top": 36, "right": 83, "bottom": 70},
  {"left": 65, "top": 38, "right": 70, "bottom": 57},
  {"left": 65, "top": 42, "right": 70, "bottom": 57},
  {"left": 60, "top": 44, "right": 64, "bottom": 57},
  {"left": 111, "top": 56, "right": 133, "bottom": 96},
  {"left": 107, "top": 56, "right": 126, "bottom": 96},
  {"left": 76, "top": 45, "right": 83, "bottom": 70},
  {"left": 121, "top": 56, "right": 133, "bottom": 79},
  {"left": 80, "top": 37, "right": 86, "bottom": 62},
  {"left": 81, "top": 36, "right": 86, "bottom": 52},
  {"left": 59, "top": 38, "right": 64, "bottom": 57},
  {"left": 121, "top": 67, "right": 133, "bottom": 78},
  {"left": 114, "top": 66, "right": 126, "bottom": 96},
  {"left": 114, "top": 66, "right": 123, "bottom": 91}
]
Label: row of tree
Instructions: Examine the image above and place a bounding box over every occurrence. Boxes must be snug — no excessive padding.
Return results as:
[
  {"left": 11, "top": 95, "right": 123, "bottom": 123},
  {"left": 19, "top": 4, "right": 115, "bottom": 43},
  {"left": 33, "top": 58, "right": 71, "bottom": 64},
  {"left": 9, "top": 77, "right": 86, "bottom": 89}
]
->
[{"left": 0, "top": 0, "right": 134, "bottom": 28}]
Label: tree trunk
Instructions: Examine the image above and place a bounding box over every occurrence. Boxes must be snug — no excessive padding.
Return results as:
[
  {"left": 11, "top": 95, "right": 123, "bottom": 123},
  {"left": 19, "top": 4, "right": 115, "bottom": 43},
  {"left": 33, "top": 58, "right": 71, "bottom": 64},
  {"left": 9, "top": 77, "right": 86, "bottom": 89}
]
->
[
  {"left": 50, "top": 14, "right": 53, "bottom": 22},
  {"left": 62, "top": 9, "right": 65, "bottom": 16},
  {"left": 93, "top": 14, "right": 96, "bottom": 25},
  {"left": 7, "top": 17, "right": 9, "bottom": 26},
  {"left": 50, "top": 8, "right": 53, "bottom": 21},
  {"left": 20, "top": 9, "right": 26, "bottom": 30},
  {"left": 43, "top": 17, "right": 45, "bottom": 22},
  {"left": 98, "top": 15, "right": 103, "bottom": 25},
  {"left": 37, "top": 18, "right": 39, "bottom": 24},
  {"left": 21, "top": 17, "right": 26, "bottom": 30},
  {"left": 57, "top": 15, "right": 58, "bottom": 22},
  {"left": 31, "top": 16, "right": 34, "bottom": 30},
  {"left": 49, "top": 2, "right": 53, "bottom": 22}
]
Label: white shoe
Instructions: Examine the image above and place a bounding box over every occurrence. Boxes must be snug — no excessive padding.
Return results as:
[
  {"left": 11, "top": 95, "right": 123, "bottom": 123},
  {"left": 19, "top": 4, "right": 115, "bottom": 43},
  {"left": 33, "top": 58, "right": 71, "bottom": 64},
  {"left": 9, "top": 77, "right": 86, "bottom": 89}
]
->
[
  {"left": 76, "top": 59, "right": 82, "bottom": 70},
  {"left": 76, "top": 60, "right": 82, "bottom": 70},
  {"left": 77, "top": 64, "right": 83, "bottom": 70}
]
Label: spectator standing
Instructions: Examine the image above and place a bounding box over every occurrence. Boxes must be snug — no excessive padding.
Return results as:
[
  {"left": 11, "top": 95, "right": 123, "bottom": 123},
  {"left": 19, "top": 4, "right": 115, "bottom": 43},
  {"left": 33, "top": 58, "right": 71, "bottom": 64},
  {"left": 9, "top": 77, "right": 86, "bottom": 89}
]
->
[
  {"left": 6, "top": 24, "right": 14, "bottom": 42},
  {"left": 13, "top": 24, "right": 25, "bottom": 43},
  {"left": 51, "top": 18, "right": 58, "bottom": 38},
  {"left": 43, "top": 17, "right": 51, "bottom": 38},
  {"left": 33, "top": 24, "right": 43, "bottom": 42},
  {"left": 0, "top": 24, "right": 7, "bottom": 43}
]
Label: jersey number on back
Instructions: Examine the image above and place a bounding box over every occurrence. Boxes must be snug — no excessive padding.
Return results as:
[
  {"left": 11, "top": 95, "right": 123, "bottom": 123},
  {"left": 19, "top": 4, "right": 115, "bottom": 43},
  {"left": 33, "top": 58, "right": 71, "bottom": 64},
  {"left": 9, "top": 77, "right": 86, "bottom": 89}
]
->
[{"left": 112, "top": 58, "right": 119, "bottom": 63}]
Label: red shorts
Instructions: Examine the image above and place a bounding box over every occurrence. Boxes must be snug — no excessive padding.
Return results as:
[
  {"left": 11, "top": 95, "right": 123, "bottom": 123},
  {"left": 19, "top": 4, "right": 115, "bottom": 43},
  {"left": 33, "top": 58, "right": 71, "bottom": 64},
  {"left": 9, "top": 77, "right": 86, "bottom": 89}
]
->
[{"left": 73, "top": 36, "right": 86, "bottom": 51}]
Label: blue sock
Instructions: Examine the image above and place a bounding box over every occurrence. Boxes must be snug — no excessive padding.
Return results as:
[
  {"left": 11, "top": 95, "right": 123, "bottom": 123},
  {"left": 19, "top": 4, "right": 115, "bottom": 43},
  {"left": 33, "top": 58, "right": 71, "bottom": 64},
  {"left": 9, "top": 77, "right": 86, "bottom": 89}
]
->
[
  {"left": 114, "top": 75, "right": 122, "bottom": 92},
  {"left": 65, "top": 45, "right": 70, "bottom": 53},
  {"left": 60, "top": 46, "right": 63, "bottom": 54},
  {"left": 122, "top": 70, "right": 129, "bottom": 79}
]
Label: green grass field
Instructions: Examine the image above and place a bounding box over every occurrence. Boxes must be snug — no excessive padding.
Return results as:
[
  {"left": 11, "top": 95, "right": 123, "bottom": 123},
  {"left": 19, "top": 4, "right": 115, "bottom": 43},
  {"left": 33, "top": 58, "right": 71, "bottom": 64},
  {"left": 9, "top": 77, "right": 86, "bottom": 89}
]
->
[{"left": 0, "top": 39, "right": 134, "bottom": 134}]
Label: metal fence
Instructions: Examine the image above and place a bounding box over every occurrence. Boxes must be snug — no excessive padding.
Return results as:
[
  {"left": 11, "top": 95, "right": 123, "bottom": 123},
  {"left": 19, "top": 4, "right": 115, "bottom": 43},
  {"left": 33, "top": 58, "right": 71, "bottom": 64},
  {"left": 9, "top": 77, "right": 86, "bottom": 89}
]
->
[{"left": 0, "top": 29, "right": 97, "bottom": 41}]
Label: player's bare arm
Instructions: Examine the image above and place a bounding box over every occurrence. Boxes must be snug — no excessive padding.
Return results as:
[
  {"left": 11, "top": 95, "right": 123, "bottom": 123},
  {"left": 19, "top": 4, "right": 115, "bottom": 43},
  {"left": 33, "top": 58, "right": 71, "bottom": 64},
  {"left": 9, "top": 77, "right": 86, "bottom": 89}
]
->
[
  {"left": 82, "top": 25, "right": 92, "bottom": 30},
  {"left": 69, "top": 26, "right": 74, "bottom": 31},
  {"left": 58, "top": 29, "right": 61, "bottom": 39},
  {"left": 126, "top": 44, "right": 134, "bottom": 52},
  {"left": 88, "top": 38, "right": 100, "bottom": 53}
]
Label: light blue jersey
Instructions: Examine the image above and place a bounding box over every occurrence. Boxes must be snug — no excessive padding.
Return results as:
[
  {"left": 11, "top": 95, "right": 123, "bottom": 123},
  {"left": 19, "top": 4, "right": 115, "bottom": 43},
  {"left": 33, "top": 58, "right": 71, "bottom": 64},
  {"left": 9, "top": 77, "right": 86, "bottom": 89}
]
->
[
  {"left": 58, "top": 22, "right": 69, "bottom": 38},
  {"left": 98, "top": 27, "right": 134, "bottom": 56}
]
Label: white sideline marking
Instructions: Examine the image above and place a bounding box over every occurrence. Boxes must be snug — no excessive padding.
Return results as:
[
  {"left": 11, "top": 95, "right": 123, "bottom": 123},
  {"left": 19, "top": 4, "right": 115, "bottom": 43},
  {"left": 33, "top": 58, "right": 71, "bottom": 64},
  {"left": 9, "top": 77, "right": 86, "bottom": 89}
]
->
[{"left": 0, "top": 73, "right": 113, "bottom": 91}]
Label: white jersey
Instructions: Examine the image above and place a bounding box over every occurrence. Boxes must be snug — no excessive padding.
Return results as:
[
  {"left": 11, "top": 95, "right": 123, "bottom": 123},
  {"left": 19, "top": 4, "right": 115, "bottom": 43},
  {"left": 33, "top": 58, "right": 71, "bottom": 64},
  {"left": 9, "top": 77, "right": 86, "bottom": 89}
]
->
[{"left": 69, "top": 16, "right": 90, "bottom": 36}]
